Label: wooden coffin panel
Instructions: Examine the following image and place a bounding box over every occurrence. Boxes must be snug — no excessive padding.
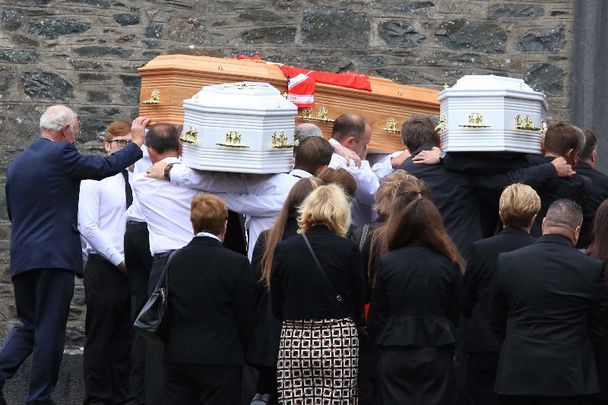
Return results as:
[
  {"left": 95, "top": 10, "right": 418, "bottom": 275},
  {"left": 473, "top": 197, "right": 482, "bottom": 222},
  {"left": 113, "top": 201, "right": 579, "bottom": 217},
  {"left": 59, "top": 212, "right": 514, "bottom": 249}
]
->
[{"left": 139, "top": 55, "right": 440, "bottom": 153}]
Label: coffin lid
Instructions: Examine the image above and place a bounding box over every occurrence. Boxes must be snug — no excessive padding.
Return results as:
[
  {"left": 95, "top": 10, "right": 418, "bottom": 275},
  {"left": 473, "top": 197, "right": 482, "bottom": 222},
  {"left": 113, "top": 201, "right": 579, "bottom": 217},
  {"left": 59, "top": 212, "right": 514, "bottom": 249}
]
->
[
  {"left": 184, "top": 81, "right": 298, "bottom": 114},
  {"left": 438, "top": 75, "right": 549, "bottom": 111}
]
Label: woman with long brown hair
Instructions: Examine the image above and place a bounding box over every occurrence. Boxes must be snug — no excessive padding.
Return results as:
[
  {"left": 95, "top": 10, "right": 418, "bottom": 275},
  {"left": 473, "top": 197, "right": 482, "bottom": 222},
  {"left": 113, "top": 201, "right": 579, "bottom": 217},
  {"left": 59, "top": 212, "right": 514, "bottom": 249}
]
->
[
  {"left": 368, "top": 195, "right": 463, "bottom": 405},
  {"left": 248, "top": 177, "right": 323, "bottom": 405}
]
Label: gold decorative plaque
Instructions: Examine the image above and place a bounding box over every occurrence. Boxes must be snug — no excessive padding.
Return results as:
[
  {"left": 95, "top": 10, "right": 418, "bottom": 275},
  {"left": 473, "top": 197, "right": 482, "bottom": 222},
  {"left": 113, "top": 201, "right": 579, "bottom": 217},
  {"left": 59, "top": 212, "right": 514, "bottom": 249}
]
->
[
  {"left": 459, "top": 112, "right": 490, "bottom": 128},
  {"left": 271, "top": 131, "right": 293, "bottom": 149},
  {"left": 143, "top": 89, "right": 160, "bottom": 104},
  {"left": 297, "top": 106, "right": 334, "bottom": 123},
  {"left": 541, "top": 121, "right": 548, "bottom": 135},
  {"left": 180, "top": 126, "right": 198, "bottom": 144},
  {"left": 514, "top": 114, "right": 540, "bottom": 131},
  {"left": 216, "top": 131, "right": 249, "bottom": 148},
  {"left": 383, "top": 117, "right": 399, "bottom": 133}
]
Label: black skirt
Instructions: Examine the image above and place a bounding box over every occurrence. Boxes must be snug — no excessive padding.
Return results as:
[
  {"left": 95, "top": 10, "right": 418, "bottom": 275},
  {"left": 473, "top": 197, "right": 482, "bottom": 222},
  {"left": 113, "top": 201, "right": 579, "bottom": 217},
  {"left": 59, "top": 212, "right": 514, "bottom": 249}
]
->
[{"left": 377, "top": 346, "right": 455, "bottom": 405}]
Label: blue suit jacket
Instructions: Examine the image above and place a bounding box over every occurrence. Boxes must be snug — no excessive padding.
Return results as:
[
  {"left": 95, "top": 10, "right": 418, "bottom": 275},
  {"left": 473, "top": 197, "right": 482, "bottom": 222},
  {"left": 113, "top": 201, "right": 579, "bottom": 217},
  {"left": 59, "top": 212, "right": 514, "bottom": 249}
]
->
[{"left": 6, "top": 138, "right": 143, "bottom": 278}]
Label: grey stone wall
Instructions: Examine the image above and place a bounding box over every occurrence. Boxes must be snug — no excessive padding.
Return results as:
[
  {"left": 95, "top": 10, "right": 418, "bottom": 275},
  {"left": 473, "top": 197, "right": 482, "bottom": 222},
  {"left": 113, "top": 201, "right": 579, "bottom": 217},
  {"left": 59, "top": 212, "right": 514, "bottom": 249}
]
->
[{"left": 0, "top": 0, "right": 575, "bottom": 395}]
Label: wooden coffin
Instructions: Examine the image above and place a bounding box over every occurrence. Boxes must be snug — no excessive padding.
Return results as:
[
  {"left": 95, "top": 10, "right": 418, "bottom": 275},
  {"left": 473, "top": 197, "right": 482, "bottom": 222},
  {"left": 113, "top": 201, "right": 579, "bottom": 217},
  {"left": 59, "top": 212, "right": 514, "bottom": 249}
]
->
[{"left": 138, "top": 54, "right": 440, "bottom": 153}]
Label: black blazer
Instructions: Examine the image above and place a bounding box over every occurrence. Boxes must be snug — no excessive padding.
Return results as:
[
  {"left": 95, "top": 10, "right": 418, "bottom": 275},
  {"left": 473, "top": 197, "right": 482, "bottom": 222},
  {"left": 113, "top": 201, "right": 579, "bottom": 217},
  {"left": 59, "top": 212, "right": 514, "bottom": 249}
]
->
[
  {"left": 526, "top": 155, "right": 590, "bottom": 236},
  {"left": 164, "top": 236, "right": 257, "bottom": 366},
  {"left": 271, "top": 225, "right": 365, "bottom": 323},
  {"left": 400, "top": 145, "right": 482, "bottom": 259},
  {"left": 367, "top": 243, "right": 461, "bottom": 348},
  {"left": 460, "top": 227, "right": 536, "bottom": 352},
  {"left": 576, "top": 162, "right": 608, "bottom": 248},
  {"left": 490, "top": 234, "right": 608, "bottom": 396}
]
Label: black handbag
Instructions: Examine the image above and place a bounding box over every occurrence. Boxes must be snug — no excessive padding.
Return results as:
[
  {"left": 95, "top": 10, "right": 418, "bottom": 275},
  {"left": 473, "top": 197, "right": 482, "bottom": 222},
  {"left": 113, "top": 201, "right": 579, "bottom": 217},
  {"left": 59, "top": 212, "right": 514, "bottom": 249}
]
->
[
  {"left": 133, "top": 250, "right": 179, "bottom": 344},
  {"left": 302, "top": 233, "right": 369, "bottom": 346}
]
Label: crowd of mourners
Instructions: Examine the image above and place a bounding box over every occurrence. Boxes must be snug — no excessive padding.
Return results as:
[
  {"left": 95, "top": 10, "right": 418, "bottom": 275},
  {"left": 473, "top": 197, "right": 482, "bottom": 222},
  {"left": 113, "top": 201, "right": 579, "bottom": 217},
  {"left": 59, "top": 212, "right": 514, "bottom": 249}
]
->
[{"left": 2, "top": 104, "right": 608, "bottom": 405}]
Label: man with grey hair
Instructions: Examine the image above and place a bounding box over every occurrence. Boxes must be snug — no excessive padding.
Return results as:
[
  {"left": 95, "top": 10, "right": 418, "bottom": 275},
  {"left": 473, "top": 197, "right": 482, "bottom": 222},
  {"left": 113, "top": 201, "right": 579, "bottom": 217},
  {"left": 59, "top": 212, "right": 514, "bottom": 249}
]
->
[
  {"left": 1, "top": 105, "right": 149, "bottom": 404},
  {"left": 490, "top": 199, "right": 608, "bottom": 404},
  {"left": 293, "top": 123, "right": 322, "bottom": 146}
]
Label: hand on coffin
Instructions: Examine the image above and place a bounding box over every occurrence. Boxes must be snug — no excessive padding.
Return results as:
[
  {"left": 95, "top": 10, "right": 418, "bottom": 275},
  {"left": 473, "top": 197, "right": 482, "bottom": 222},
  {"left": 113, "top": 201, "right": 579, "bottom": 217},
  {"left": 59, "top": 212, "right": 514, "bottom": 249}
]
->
[
  {"left": 552, "top": 157, "right": 575, "bottom": 177},
  {"left": 131, "top": 116, "right": 151, "bottom": 147},
  {"left": 147, "top": 161, "right": 169, "bottom": 180},
  {"left": 390, "top": 150, "right": 411, "bottom": 169},
  {"left": 334, "top": 143, "right": 362, "bottom": 167},
  {"left": 412, "top": 147, "right": 441, "bottom": 165}
]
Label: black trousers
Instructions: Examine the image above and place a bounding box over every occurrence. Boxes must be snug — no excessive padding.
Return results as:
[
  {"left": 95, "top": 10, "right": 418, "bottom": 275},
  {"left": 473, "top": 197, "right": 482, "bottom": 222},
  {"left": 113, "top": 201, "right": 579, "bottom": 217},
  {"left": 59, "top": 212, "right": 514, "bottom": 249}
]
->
[
  {"left": 164, "top": 362, "right": 242, "bottom": 405},
  {"left": 467, "top": 351, "right": 499, "bottom": 405},
  {"left": 124, "top": 221, "right": 153, "bottom": 405},
  {"left": 146, "top": 254, "right": 172, "bottom": 405},
  {"left": 0, "top": 268, "right": 74, "bottom": 404},
  {"left": 83, "top": 255, "right": 132, "bottom": 405}
]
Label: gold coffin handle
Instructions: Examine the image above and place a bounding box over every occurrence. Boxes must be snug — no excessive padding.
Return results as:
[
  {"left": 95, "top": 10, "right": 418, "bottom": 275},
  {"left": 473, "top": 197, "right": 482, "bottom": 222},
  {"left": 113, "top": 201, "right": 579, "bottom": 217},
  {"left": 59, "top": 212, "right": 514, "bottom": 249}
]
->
[
  {"left": 383, "top": 117, "right": 400, "bottom": 134},
  {"left": 514, "top": 114, "right": 541, "bottom": 131},
  {"left": 180, "top": 126, "right": 198, "bottom": 144},
  {"left": 459, "top": 112, "right": 490, "bottom": 128},
  {"left": 216, "top": 131, "right": 249, "bottom": 148},
  {"left": 297, "top": 106, "right": 334, "bottom": 123},
  {"left": 272, "top": 131, "right": 293, "bottom": 149},
  {"left": 143, "top": 89, "right": 160, "bottom": 105}
]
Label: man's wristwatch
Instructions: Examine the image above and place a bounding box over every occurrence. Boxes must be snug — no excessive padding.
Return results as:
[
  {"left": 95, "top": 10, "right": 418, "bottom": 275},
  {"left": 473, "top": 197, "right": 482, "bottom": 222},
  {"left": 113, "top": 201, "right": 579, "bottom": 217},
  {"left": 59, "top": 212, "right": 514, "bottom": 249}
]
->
[{"left": 163, "top": 163, "right": 175, "bottom": 180}]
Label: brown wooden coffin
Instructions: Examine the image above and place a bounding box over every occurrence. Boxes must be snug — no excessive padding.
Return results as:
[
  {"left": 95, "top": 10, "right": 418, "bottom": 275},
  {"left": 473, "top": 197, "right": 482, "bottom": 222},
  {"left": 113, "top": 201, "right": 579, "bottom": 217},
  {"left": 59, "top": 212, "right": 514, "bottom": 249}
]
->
[{"left": 138, "top": 54, "right": 439, "bottom": 153}]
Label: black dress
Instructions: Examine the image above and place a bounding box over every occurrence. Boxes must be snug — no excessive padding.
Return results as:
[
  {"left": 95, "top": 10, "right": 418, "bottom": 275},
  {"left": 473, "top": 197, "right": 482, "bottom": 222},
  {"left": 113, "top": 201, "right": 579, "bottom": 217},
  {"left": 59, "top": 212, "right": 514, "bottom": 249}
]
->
[{"left": 368, "top": 242, "right": 461, "bottom": 405}]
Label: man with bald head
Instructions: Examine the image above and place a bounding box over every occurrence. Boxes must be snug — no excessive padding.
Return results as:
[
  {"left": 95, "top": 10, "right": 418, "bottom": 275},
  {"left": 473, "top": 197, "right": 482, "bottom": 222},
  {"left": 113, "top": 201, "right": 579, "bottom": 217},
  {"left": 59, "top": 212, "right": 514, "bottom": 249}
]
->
[
  {"left": 490, "top": 199, "right": 608, "bottom": 404},
  {"left": 2, "top": 105, "right": 148, "bottom": 404}
]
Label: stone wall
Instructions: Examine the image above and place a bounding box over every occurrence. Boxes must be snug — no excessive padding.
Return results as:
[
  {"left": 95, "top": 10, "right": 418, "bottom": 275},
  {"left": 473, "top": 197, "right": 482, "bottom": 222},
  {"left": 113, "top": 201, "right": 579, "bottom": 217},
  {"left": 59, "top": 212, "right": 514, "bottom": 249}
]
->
[{"left": 0, "top": 0, "right": 575, "bottom": 342}]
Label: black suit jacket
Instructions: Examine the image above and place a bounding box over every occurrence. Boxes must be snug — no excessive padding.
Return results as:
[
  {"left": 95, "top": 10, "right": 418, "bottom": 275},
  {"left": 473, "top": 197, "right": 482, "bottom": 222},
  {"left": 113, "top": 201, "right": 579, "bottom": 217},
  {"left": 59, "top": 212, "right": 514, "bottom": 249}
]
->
[
  {"left": 164, "top": 236, "right": 257, "bottom": 366},
  {"left": 576, "top": 162, "right": 608, "bottom": 248},
  {"left": 367, "top": 243, "right": 461, "bottom": 347},
  {"left": 271, "top": 225, "right": 365, "bottom": 323},
  {"left": 6, "top": 139, "right": 142, "bottom": 277},
  {"left": 526, "top": 155, "right": 590, "bottom": 236},
  {"left": 460, "top": 227, "right": 536, "bottom": 352},
  {"left": 490, "top": 234, "right": 608, "bottom": 396},
  {"left": 400, "top": 145, "right": 482, "bottom": 259}
]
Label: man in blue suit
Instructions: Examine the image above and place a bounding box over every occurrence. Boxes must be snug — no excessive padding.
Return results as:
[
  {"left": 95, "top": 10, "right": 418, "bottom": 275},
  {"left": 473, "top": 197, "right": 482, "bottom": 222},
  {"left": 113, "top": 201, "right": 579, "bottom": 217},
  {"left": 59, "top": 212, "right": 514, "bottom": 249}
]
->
[{"left": 2, "top": 105, "right": 149, "bottom": 404}]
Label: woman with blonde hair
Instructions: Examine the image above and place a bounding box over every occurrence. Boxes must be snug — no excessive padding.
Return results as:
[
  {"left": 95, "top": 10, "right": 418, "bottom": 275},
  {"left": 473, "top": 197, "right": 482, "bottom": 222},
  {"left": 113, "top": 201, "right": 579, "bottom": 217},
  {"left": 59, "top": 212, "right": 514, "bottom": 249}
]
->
[
  {"left": 248, "top": 177, "right": 323, "bottom": 405},
  {"left": 271, "top": 184, "right": 365, "bottom": 404}
]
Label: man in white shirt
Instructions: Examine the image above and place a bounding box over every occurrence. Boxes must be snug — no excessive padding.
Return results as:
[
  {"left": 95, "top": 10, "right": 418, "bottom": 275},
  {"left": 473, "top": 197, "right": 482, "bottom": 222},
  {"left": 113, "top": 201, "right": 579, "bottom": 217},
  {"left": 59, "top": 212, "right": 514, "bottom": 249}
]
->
[
  {"left": 328, "top": 113, "right": 409, "bottom": 226},
  {"left": 150, "top": 136, "right": 334, "bottom": 260},
  {"left": 130, "top": 123, "right": 197, "bottom": 405},
  {"left": 77, "top": 120, "right": 136, "bottom": 404}
]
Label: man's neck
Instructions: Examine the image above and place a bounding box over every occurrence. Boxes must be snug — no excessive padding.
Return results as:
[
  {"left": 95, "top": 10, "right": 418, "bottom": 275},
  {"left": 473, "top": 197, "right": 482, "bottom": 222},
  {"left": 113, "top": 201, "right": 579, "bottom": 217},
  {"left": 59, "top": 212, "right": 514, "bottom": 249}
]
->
[
  {"left": 151, "top": 152, "right": 179, "bottom": 164},
  {"left": 40, "top": 130, "right": 62, "bottom": 142},
  {"left": 580, "top": 159, "right": 594, "bottom": 169}
]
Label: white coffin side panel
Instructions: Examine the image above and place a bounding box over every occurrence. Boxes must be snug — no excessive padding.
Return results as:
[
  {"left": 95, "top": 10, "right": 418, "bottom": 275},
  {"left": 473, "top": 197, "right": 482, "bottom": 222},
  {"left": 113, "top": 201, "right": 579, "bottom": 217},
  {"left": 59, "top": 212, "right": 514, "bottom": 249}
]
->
[
  {"left": 181, "top": 82, "right": 298, "bottom": 174},
  {"left": 438, "top": 75, "right": 548, "bottom": 154}
]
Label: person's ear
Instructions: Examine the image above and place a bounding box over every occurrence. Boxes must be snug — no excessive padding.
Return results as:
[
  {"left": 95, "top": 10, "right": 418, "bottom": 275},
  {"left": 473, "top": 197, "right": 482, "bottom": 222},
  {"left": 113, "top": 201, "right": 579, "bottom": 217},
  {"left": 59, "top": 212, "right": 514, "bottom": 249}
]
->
[
  {"left": 541, "top": 217, "right": 546, "bottom": 234},
  {"left": 564, "top": 148, "right": 576, "bottom": 165},
  {"left": 573, "top": 224, "right": 582, "bottom": 245}
]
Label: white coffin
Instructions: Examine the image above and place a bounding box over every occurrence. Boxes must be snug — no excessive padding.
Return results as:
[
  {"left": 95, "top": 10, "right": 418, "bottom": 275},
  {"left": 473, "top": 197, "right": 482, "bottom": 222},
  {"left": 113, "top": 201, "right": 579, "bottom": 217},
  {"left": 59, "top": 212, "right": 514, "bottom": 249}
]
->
[
  {"left": 180, "top": 81, "right": 298, "bottom": 173},
  {"left": 437, "top": 75, "right": 548, "bottom": 154}
]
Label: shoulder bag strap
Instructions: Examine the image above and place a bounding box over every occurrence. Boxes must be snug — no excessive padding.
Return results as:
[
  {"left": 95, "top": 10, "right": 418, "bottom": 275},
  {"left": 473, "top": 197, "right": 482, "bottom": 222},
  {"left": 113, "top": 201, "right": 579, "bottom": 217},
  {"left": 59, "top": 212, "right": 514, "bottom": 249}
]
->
[
  {"left": 152, "top": 249, "right": 180, "bottom": 300},
  {"left": 302, "top": 233, "right": 345, "bottom": 308},
  {"left": 358, "top": 224, "right": 370, "bottom": 251}
]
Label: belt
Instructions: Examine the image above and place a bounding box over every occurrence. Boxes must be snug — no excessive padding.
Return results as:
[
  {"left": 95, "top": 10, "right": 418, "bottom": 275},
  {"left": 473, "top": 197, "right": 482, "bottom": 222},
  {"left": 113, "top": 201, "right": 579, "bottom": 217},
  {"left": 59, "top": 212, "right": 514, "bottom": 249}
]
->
[
  {"left": 153, "top": 250, "right": 175, "bottom": 260},
  {"left": 127, "top": 220, "right": 147, "bottom": 226}
]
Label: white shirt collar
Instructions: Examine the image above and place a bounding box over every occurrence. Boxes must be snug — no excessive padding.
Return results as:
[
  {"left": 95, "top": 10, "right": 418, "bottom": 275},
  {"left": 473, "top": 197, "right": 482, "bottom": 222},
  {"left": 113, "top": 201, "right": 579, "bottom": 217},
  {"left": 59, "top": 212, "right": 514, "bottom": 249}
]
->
[
  {"left": 289, "top": 168, "right": 313, "bottom": 178},
  {"left": 195, "top": 231, "right": 221, "bottom": 242}
]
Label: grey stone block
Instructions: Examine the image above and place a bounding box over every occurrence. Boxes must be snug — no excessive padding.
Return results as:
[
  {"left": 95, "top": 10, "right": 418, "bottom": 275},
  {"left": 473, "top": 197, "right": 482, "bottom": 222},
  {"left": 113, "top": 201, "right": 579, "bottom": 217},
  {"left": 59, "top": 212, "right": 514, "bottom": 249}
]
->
[
  {"left": 437, "top": 19, "right": 507, "bottom": 53},
  {"left": 519, "top": 25, "right": 565, "bottom": 53},
  {"left": 378, "top": 21, "right": 425, "bottom": 47},
  {"left": 487, "top": 4, "right": 544, "bottom": 19},
  {"left": 2, "top": 10, "right": 24, "bottom": 31},
  {"left": 29, "top": 18, "right": 91, "bottom": 39},
  {"left": 301, "top": 6, "right": 370, "bottom": 47},
  {"left": 524, "top": 63, "right": 564, "bottom": 95},
  {"left": 0, "top": 49, "right": 38, "bottom": 64},
  {"left": 22, "top": 72, "right": 74, "bottom": 100},
  {"left": 113, "top": 13, "right": 140, "bottom": 26}
]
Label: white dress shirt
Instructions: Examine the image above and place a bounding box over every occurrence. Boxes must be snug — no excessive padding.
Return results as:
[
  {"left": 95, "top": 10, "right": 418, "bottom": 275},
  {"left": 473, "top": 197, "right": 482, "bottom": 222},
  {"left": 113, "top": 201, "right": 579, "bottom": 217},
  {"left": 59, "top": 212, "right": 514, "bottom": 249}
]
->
[
  {"left": 132, "top": 157, "right": 197, "bottom": 256},
  {"left": 126, "top": 144, "right": 152, "bottom": 222},
  {"left": 78, "top": 173, "right": 129, "bottom": 266},
  {"left": 168, "top": 165, "right": 307, "bottom": 260},
  {"left": 329, "top": 153, "right": 380, "bottom": 227}
]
